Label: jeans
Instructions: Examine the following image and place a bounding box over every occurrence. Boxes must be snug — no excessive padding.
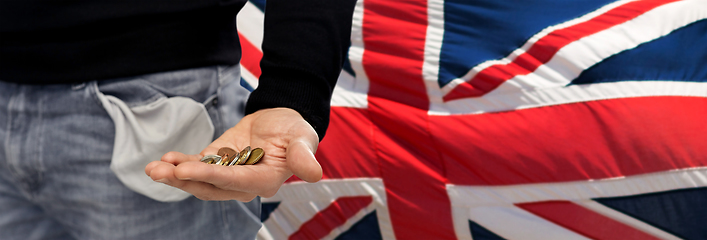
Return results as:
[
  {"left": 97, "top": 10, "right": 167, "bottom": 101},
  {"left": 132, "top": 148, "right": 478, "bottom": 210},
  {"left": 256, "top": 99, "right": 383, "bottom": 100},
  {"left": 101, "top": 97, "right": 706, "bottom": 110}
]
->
[{"left": 0, "top": 65, "right": 261, "bottom": 240}]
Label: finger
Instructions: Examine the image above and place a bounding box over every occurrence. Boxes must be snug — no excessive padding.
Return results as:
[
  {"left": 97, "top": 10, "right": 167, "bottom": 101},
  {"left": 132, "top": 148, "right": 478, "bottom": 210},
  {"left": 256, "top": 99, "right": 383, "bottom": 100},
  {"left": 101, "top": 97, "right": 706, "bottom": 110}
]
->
[
  {"left": 149, "top": 161, "right": 204, "bottom": 187},
  {"left": 161, "top": 151, "right": 201, "bottom": 165},
  {"left": 173, "top": 161, "right": 281, "bottom": 194},
  {"left": 148, "top": 161, "right": 257, "bottom": 201},
  {"left": 145, "top": 160, "right": 165, "bottom": 176},
  {"left": 287, "top": 140, "right": 322, "bottom": 183},
  {"left": 170, "top": 180, "right": 258, "bottom": 202},
  {"left": 147, "top": 161, "right": 179, "bottom": 184}
]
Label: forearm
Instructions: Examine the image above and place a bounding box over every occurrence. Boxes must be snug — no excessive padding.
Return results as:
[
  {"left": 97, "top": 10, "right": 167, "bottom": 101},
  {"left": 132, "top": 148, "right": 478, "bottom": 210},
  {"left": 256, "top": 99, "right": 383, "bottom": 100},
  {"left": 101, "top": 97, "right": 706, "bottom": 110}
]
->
[{"left": 244, "top": 0, "right": 357, "bottom": 141}]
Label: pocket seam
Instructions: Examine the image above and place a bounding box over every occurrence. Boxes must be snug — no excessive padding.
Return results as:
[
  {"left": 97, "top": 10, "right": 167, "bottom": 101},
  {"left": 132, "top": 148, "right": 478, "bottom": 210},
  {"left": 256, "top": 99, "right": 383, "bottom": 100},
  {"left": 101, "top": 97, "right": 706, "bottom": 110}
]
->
[{"left": 94, "top": 79, "right": 169, "bottom": 108}]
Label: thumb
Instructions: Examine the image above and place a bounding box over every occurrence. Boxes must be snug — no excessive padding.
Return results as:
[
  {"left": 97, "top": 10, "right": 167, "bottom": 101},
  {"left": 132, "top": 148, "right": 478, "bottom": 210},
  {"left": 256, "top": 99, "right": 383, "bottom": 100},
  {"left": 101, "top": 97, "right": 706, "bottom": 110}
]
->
[{"left": 287, "top": 140, "right": 323, "bottom": 183}]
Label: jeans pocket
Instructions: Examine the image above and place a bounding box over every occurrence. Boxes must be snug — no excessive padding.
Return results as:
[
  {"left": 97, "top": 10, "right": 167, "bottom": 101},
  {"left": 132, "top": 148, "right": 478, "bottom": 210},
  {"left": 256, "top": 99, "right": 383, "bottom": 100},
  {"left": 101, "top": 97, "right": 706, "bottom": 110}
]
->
[{"left": 92, "top": 82, "right": 215, "bottom": 202}]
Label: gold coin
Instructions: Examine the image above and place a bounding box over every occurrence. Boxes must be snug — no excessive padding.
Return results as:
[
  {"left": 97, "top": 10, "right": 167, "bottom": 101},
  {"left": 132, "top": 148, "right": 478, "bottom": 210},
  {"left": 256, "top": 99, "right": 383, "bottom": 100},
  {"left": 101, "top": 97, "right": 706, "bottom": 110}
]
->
[
  {"left": 221, "top": 151, "right": 240, "bottom": 166},
  {"left": 234, "top": 146, "right": 251, "bottom": 165},
  {"left": 200, "top": 155, "right": 221, "bottom": 164},
  {"left": 244, "top": 148, "right": 264, "bottom": 165},
  {"left": 218, "top": 147, "right": 238, "bottom": 166},
  {"left": 227, "top": 151, "right": 241, "bottom": 166}
]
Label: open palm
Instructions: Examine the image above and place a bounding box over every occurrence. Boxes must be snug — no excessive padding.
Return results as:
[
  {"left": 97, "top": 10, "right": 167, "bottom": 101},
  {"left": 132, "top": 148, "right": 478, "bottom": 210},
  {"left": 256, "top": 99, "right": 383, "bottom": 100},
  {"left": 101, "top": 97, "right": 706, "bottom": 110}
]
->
[{"left": 145, "top": 108, "right": 322, "bottom": 201}]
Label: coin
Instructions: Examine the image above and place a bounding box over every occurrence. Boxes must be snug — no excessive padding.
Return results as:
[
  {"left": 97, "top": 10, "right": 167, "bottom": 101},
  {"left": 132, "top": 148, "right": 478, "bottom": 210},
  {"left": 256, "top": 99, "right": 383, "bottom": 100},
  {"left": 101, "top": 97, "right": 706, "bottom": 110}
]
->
[
  {"left": 218, "top": 147, "right": 238, "bottom": 166},
  {"left": 227, "top": 149, "right": 243, "bottom": 166},
  {"left": 223, "top": 151, "right": 240, "bottom": 166},
  {"left": 244, "top": 148, "right": 264, "bottom": 165},
  {"left": 234, "top": 146, "right": 251, "bottom": 165},
  {"left": 200, "top": 155, "right": 222, "bottom": 164}
]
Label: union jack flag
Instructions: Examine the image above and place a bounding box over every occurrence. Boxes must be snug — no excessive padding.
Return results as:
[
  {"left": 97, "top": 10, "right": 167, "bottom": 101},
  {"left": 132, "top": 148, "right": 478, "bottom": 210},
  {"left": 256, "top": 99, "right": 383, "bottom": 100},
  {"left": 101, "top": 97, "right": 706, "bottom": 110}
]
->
[{"left": 238, "top": 0, "right": 707, "bottom": 239}]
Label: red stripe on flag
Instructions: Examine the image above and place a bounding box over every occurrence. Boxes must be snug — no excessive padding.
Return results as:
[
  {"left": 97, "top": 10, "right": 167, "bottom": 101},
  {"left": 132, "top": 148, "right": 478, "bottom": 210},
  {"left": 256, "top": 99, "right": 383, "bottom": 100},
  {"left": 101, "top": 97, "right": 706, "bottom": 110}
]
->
[
  {"left": 289, "top": 196, "right": 373, "bottom": 240},
  {"left": 517, "top": 201, "right": 661, "bottom": 240},
  {"left": 315, "top": 107, "right": 380, "bottom": 180},
  {"left": 238, "top": 32, "right": 263, "bottom": 78},
  {"left": 434, "top": 96, "right": 707, "bottom": 185},
  {"left": 443, "top": 0, "right": 679, "bottom": 101},
  {"left": 362, "top": 0, "right": 456, "bottom": 238}
]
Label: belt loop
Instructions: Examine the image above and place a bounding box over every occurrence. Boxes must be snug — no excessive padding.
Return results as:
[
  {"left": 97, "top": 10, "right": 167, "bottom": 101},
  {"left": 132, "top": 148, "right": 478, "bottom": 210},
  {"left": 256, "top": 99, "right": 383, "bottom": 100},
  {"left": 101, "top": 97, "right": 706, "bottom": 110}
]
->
[{"left": 218, "top": 65, "right": 241, "bottom": 86}]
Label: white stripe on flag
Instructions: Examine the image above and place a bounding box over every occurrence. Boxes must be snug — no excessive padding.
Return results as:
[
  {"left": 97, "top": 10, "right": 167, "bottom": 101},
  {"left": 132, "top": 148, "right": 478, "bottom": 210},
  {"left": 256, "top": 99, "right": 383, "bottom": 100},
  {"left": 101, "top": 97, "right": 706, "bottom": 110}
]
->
[
  {"left": 236, "top": 1, "right": 264, "bottom": 50},
  {"left": 428, "top": 0, "right": 707, "bottom": 115},
  {"left": 430, "top": 80, "right": 707, "bottom": 115},
  {"left": 448, "top": 167, "right": 707, "bottom": 239},
  {"left": 258, "top": 178, "right": 396, "bottom": 240},
  {"left": 422, "top": 0, "right": 445, "bottom": 89},
  {"left": 240, "top": 66, "right": 259, "bottom": 90},
  {"left": 440, "top": 0, "right": 707, "bottom": 95},
  {"left": 333, "top": 0, "right": 370, "bottom": 109},
  {"left": 321, "top": 203, "right": 379, "bottom": 240},
  {"left": 438, "top": 0, "right": 633, "bottom": 94},
  {"left": 331, "top": 68, "right": 369, "bottom": 108},
  {"left": 574, "top": 200, "right": 681, "bottom": 240},
  {"left": 463, "top": 205, "right": 592, "bottom": 240},
  {"left": 446, "top": 167, "right": 707, "bottom": 207}
]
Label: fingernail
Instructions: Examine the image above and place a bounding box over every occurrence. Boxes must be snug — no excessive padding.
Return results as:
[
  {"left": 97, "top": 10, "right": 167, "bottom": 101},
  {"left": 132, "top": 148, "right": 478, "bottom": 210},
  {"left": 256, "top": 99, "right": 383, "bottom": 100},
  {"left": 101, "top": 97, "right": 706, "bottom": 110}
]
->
[{"left": 155, "top": 178, "right": 171, "bottom": 184}]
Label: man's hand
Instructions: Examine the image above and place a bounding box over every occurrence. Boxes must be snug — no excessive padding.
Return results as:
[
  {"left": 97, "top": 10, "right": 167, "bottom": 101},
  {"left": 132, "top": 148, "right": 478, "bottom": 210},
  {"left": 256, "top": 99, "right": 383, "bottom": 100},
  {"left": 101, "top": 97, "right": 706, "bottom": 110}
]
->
[{"left": 144, "top": 108, "right": 322, "bottom": 202}]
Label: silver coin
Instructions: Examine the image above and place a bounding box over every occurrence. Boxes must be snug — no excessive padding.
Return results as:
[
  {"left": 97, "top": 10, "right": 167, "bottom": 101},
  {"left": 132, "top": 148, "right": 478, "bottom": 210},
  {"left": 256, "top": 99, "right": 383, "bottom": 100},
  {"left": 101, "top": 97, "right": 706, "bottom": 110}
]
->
[
  {"left": 200, "top": 154, "right": 222, "bottom": 164},
  {"left": 227, "top": 151, "right": 242, "bottom": 166},
  {"left": 234, "top": 146, "right": 251, "bottom": 165}
]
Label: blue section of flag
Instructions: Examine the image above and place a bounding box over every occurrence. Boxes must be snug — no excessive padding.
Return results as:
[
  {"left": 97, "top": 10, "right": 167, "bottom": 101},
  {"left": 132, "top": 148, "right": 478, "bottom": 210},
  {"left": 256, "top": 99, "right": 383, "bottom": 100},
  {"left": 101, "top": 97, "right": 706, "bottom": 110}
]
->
[
  {"left": 260, "top": 202, "right": 281, "bottom": 222},
  {"left": 595, "top": 187, "right": 707, "bottom": 240},
  {"left": 438, "top": 0, "right": 614, "bottom": 88},
  {"left": 249, "top": 0, "right": 266, "bottom": 12},
  {"left": 240, "top": 77, "right": 255, "bottom": 92},
  {"left": 572, "top": 19, "right": 707, "bottom": 85},
  {"left": 335, "top": 211, "right": 382, "bottom": 240},
  {"left": 469, "top": 220, "right": 506, "bottom": 240},
  {"left": 343, "top": 50, "right": 356, "bottom": 78}
]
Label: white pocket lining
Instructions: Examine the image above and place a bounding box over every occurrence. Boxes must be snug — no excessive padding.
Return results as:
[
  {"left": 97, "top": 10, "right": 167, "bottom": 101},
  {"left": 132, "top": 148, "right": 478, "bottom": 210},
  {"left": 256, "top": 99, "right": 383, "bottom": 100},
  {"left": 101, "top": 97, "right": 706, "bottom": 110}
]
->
[{"left": 94, "top": 82, "right": 215, "bottom": 202}]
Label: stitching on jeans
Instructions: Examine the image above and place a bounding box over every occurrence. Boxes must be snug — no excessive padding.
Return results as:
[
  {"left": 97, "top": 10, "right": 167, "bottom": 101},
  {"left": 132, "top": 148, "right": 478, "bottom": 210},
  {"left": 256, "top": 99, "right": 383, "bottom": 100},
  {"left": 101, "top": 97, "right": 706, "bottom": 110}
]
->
[{"left": 3, "top": 85, "right": 19, "bottom": 178}]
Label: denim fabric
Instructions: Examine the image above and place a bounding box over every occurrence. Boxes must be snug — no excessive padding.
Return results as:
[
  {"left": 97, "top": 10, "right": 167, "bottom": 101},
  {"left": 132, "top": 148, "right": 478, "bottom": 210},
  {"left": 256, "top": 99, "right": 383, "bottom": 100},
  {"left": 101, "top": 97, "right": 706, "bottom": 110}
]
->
[{"left": 0, "top": 66, "right": 261, "bottom": 240}]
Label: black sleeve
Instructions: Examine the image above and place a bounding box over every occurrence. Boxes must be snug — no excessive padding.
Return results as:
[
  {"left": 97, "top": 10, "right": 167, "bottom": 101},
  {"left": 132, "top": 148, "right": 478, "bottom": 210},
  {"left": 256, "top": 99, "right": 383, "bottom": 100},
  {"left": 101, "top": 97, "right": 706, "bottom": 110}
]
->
[{"left": 244, "top": 0, "right": 357, "bottom": 141}]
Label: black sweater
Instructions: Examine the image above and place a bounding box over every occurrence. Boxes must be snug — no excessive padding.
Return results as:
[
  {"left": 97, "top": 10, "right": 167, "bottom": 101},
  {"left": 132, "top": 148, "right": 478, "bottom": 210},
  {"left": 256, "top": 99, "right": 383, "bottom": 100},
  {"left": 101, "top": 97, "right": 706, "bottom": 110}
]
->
[{"left": 0, "top": 0, "right": 357, "bottom": 140}]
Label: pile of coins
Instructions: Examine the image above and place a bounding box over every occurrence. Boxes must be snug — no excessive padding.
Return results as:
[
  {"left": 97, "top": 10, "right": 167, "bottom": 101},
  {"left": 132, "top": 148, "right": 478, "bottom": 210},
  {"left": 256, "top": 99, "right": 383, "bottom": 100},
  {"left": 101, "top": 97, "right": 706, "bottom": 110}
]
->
[{"left": 200, "top": 146, "right": 264, "bottom": 166}]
